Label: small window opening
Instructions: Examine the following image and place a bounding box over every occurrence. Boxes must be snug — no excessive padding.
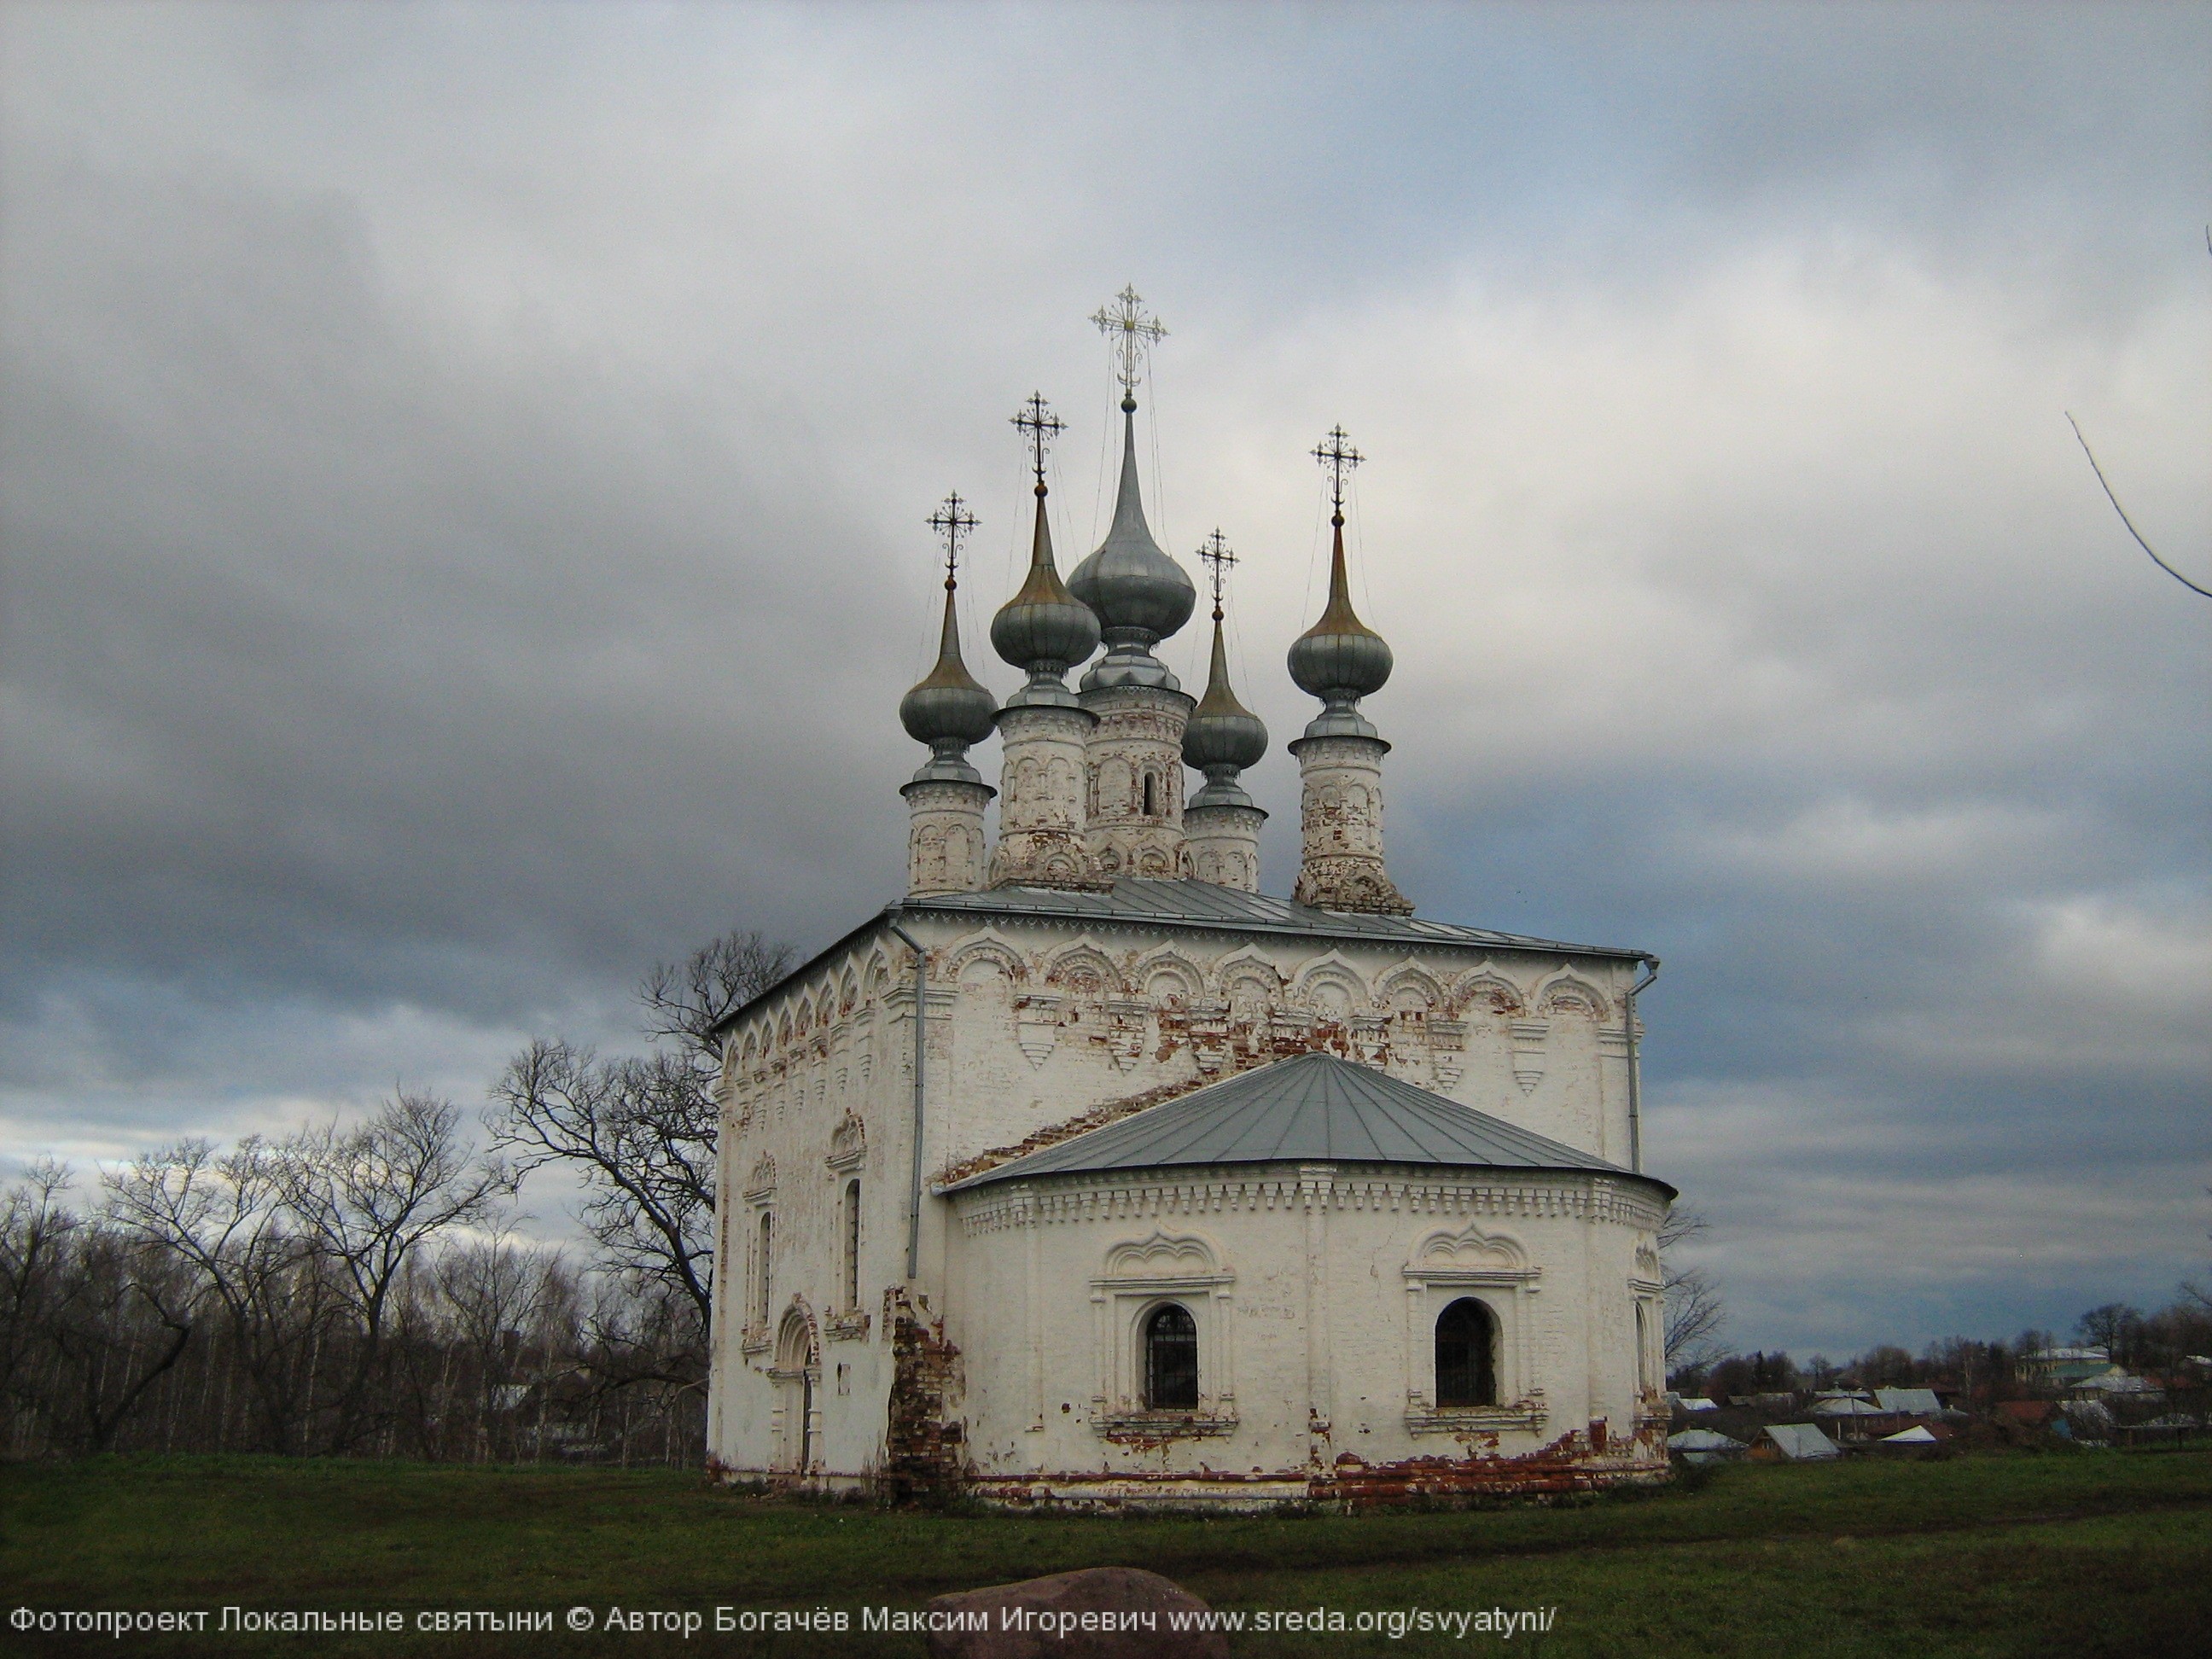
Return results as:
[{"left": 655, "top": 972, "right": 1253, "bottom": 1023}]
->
[
  {"left": 842, "top": 1179, "right": 861, "bottom": 1311},
  {"left": 1142, "top": 772, "right": 1156, "bottom": 816},
  {"left": 755, "top": 1211, "right": 773, "bottom": 1328},
  {"left": 1144, "top": 1302, "right": 1199, "bottom": 1410},
  {"left": 1435, "top": 1297, "right": 1498, "bottom": 1407}
]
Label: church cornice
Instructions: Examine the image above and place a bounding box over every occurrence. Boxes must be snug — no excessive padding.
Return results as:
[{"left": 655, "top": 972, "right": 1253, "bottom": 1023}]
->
[{"left": 952, "top": 1166, "right": 1668, "bottom": 1236}]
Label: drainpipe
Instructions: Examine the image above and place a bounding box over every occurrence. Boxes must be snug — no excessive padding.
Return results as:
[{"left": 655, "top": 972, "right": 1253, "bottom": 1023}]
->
[
  {"left": 882, "top": 915, "right": 928, "bottom": 1282},
  {"left": 1623, "top": 957, "right": 1660, "bottom": 1175}
]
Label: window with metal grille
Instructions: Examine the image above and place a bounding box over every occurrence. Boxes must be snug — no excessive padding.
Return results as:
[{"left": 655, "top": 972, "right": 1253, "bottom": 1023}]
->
[
  {"left": 1144, "top": 1302, "right": 1199, "bottom": 1410},
  {"left": 1435, "top": 1296, "right": 1498, "bottom": 1407}
]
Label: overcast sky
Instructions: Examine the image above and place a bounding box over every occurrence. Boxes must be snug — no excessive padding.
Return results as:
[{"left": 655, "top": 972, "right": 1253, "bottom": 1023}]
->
[{"left": 3, "top": 2, "right": 2206, "bottom": 1359}]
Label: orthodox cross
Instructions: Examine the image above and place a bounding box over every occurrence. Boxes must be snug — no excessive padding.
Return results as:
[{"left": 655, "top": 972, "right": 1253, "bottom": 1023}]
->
[
  {"left": 1091, "top": 284, "right": 1167, "bottom": 399},
  {"left": 926, "top": 492, "right": 978, "bottom": 588},
  {"left": 1010, "top": 392, "right": 1067, "bottom": 487},
  {"left": 1313, "top": 424, "right": 1363, "bottom": 522},
  {"left": 1196, "top": 528, "right": 1237, "bottom": 622}
]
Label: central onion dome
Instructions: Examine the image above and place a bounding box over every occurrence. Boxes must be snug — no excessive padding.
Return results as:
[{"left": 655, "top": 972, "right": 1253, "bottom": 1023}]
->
[
  {"left": 1288, "top": 507, "right": 1393, "bottom": 737},
  {"left": 1068, "top": 395, "right": 1196, "bottom": 690},
  {"left": 992, "top": 479, "right": 1102, "bottom": 707}
]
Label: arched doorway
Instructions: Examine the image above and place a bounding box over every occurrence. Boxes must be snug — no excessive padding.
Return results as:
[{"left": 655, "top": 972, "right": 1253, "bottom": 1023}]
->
[
  {"left": 773, "top": 1309, "right": 818, "bottom": 1476},
  {"left": 1435, "top": 1297, "right": 1498, "bottom": 1407}
]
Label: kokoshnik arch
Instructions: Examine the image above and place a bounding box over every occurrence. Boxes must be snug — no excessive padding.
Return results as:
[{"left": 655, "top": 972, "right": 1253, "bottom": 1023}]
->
[{"left": 705, "top": 288, "right": 1674, "bottom": 1508}]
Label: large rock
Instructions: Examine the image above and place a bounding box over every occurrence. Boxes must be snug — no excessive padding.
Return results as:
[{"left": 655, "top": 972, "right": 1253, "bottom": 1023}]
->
[{"left": 923, "top": 1567, "right": 1229, "bottom": 1659}]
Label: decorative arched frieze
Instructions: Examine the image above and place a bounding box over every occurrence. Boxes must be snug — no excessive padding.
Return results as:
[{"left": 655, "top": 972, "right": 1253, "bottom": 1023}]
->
[
  {"left": 1044, "top": 939, "right": 1126, "bottom": 998},
  {"left": 1412, "top": 1220, "right": 1534, "bottom": 1279},
  {"left": 1633, "top": 1238, "right": 1662, "bottom": 1285},
  {"left": 1292, "top": 951, "right": 1371, "bottom": 1022},
  {"left": 861, "top": 945, "right": 894, "bottom": 1004},
  {"left": 1377, "top": 962, "right": 1447, "bottom": 1010},
  {"left": 826, "top": 1110, "right": 866, "bottom": 1173},
  {"left": 1132, "top": 947, "right": 1205, "bottom": 1008},
  {"left": 1449, "top": 963, "right": 1528, "bottom": 1018},
  {"left": 743, "top": 1154, "right": 777, "bottom": 1202},
  {"left": 1293, "top": 950, "right": 1370, "bottom": 1005},
  {"left": 1102, "top": 1230, "right": 1222, "bottom": 1279},
  {"left": 1535, "top": 969, "right": 1611, "bottom": 1021},
  {"left": 946, "top": 931, "right": 1027, "bottom": 985},
  {"left": 1211, "top": 946, "right": 1284, "bottom": 999}
]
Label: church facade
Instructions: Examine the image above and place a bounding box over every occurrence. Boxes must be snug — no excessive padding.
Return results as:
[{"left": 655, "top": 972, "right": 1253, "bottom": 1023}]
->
[{"left": 706, "top": 302, "right": 1674, "bottom": 1507}]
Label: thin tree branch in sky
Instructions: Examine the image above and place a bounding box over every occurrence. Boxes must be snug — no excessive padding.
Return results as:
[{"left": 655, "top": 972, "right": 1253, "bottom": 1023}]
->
[{"left": 2065, "top": 412, "right": 2212, "bottom": 599}]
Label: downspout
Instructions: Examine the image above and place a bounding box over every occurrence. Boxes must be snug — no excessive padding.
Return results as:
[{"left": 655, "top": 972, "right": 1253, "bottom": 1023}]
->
[
  {"left": 1623, "top": 957, "right": 1660, "bottom": 1175},
  {"left": 882, "top": 915, "right": 928, "bottom": 1282}
]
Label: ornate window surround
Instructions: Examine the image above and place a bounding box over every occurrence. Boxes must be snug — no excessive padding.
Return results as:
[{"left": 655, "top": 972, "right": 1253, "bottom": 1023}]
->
[
  {"left": 1089, "top": 1231, "right": 1238, "bottom": 1440},
  {"left": 1402, "top": 1221, "right": 1546, "bottom": 1435}
]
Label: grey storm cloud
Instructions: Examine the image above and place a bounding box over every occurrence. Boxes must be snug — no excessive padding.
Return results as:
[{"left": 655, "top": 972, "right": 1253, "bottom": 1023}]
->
[{"left": 2, "top": 2, "right": 2206, "bottom": 1355}]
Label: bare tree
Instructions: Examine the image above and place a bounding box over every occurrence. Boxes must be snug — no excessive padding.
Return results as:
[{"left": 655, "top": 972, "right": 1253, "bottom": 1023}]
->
[
  {"left": 0, "top": 1161, "right": 190, "bottom": 1452},
  {"left": 102, "top": 1137, "right": 330, "bottom": 1453},
  {"left": 40, "top": 1220, "right": 195, "bottom": 1452},
  {"left": 436, "top": 1220, "right": 568, "bottom": 1460},
  {"left": 638, "top": 930, "right": 796, "bottom": 1068},
  {"left": 486, "top": 928, "right": 794, "bottom": 1384},
  {"left": 2075, "top": 1301, "right": 2143, "bottom": 1367},
  {"left": 276, "top": 1092, "right": 509, "bottom": 1451},
  {"left": 0, "top": 1160, "right": 74, "bottom": 1407},
  {"left": 1659, "top": 1208, "right": 1726, "bottom": 1370}
]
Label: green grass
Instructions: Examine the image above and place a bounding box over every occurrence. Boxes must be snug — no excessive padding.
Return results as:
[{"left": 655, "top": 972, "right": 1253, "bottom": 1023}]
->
[{"left": 3, "top": 1451, "right": 2208, "bottom": 1656}]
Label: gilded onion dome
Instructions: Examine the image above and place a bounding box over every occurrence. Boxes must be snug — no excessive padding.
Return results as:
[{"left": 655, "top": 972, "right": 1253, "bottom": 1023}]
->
[
  {"left": 1184, "top": 614, "right": 1268, "bottom": 783},
  {"left": 901, "top": 583, "right": 998, "bottom": 749},
  {"left": 1068, "top": 395, "right": 1196, "bottom": 689},
  {"left": 991, "top": 478, "right": 1101, "bottom": 708},
  {"left": 1288, "top": 507, "right": 1393, "bottom": 736}
]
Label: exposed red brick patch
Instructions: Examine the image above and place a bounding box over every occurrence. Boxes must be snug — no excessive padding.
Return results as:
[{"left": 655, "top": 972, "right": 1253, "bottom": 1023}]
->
[{"left": 884, "top": 1288, "right": 965, "bottom": 1506}]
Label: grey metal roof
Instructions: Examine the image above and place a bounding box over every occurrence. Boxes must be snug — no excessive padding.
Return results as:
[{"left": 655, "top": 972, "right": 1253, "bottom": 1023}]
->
[
  {"left": 905, "top": 877, "right": 1647, "bottom": 960},
  {"left": 945, "top": 1051, "right": 1674, "bottom": 1195}
]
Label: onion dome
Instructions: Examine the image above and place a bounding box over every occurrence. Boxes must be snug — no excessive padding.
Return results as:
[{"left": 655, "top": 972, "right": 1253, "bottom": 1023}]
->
[
  {"left": 1068, "top": 396, "right": 1196, "bottom": 690},
  {"left": 1183, "top": 614, "right": 1268, "bottom": 805},
  {"left": 992, "top": 480, "right": 1101, "bottom": 708},
  {"left": 901, "top": 578, "right": 997, "bottom": 783},
  {"left": 1288, "top": 509, "right": 1393, "bottom": 736}
]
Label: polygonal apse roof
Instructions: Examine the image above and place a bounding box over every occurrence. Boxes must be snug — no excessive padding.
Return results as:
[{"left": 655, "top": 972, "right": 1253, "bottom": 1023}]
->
[{"left": 942, "top": 1051, "right": 1674, "bottom": 1196}]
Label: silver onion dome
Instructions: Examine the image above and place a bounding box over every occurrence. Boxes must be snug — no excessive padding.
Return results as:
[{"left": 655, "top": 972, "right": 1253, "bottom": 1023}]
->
[
  {"left": 901, "top": 581, "right": 998, "bottom": 781},
  {"left": 991, "top": 480, "right": 1102, "bottom": 707},
  {"left": 1068, "top": 396, "right": 1196, "bottom": 689},
  {"left": 1183, "top": 614, "right": 1268, "bottom": 790},
  {"left": 1288, "top": 510, "right": 1392, "bottom": 735}
]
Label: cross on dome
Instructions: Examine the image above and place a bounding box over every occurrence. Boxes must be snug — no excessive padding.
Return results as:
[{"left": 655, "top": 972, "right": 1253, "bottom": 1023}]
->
[
  {"left": 1091, "top": 285, "right": 1167, "bottom": 405},
  {"left": 1313, "top": 424, "right": 1363, "bottom": 522},
  {"left": 1010, "top": 392, "right": 1068, "bottom": 491},
  {"left": 926, "top": 491, "right": 978, "bottom": 587},
  {"left": 1197, "top": 528, "right": 1237, "bottom": 621}
]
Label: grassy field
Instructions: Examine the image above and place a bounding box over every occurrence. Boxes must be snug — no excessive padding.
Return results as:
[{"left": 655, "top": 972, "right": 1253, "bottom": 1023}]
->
[{"left": 3, "top": 1450, "right": 2208, "bottom": 1656}]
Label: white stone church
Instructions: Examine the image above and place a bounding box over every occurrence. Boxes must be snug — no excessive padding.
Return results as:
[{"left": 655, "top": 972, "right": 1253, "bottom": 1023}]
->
[{"left": 706, "top": 301, "right": 1674, "bottom": 1506}]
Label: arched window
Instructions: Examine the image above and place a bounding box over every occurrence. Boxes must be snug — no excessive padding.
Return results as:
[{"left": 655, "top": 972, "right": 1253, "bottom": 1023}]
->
[
  {"left": 1435, "top": 1297, "right": 1498, "bottom": 1407},
  {"left": 1142, "top": 772, "right": 1156, "bottom": 816},
  {"left": 1144, "top": 1303, "right": 1199, "bottom": 1410},
  {"left": 842, "top": 1179, "right": 861, "bottom": 1312},
  {"left": 755, "top": 1211, "right": 773, "bottom": 1328}
]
